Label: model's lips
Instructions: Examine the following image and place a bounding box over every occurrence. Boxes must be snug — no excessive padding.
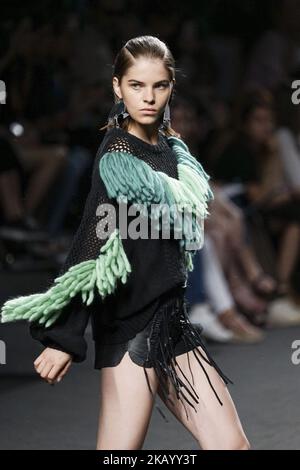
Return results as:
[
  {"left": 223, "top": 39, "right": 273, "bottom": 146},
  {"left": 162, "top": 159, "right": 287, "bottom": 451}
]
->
[{"left": 140, "top": 108, "right": 157, "bottom": 112}]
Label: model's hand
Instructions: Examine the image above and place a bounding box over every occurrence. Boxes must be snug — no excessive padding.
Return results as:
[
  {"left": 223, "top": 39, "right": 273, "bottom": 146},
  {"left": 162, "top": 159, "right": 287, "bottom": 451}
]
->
[{"left": 33, "top": 347, "right": 73, "bottom": 385}]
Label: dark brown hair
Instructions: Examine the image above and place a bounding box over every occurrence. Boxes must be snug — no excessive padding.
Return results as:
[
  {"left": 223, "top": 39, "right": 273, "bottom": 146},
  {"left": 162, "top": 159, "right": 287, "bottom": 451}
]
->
[{"left": 100, "top": 35, "right": 180, "bottom": 137}]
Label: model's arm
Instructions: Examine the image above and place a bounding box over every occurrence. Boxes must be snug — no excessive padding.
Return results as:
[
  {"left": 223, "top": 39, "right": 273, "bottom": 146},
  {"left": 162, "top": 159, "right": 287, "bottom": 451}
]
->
[
  {"left": 30, "top": 295, "right": 90, "bottom": 384},
  {"left": 30, "top": 294, "right": 90, "bottom": 361},
  {"left": 28, "top": 139, "right": 140, "bottom": 384},
  {"left": 0, "top": 136, "right": 130, "bottom": 383}
]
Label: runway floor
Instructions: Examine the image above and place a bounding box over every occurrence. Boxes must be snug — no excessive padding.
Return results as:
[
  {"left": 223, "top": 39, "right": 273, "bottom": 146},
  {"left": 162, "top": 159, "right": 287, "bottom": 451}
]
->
[{"left": 1, "top": 271, "right": 300, "bottom": 450}]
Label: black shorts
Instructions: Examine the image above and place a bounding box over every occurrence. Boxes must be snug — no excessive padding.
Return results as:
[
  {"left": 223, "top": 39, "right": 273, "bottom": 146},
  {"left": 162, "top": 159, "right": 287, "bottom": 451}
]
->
[{"left": 94, "top": 287, "right": 232, "bottom": 421}]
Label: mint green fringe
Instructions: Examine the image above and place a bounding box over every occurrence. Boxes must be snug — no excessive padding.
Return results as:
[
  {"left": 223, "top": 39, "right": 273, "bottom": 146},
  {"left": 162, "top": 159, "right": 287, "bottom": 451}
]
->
[
  {"left": 167, "top": 135, "right": 214, "bottom": 202},
  {"left": 184, "top": 251, "right": 194, "bottom": 272},
  {"left": 0, "top": 137, "right": 212, "bottom": 328},
  {"left": 99, "top": 151, "right": 165, "bottom": 204},
  {"left": 0, "top": 229, "right": 131, "bottom": 328},
  {"left": 99, "top": 135, "right": 214, "bottom": 262}
]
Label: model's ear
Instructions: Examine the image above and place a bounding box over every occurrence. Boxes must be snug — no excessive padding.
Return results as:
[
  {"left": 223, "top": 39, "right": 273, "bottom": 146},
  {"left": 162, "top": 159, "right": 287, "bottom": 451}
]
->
[{"left": 112, "top": 76, "right": 122, "bottom": 100}]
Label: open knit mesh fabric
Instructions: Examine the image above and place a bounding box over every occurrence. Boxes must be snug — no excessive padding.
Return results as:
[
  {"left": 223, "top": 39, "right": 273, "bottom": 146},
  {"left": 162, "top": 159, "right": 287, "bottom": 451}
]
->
[
  {"left": 60, "top": 126, "right": 182, "bottom": 273},
  {"left": 28, "top": 126, "right": 231, "bottom": 422},
  {"left": 33, "top": 126, "right": 187, "bottom": 346}
]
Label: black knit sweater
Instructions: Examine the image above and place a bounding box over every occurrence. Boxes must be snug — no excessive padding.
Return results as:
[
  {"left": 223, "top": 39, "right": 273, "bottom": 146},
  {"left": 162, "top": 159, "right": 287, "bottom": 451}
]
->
[{"left": 30, "top": 127, "right": 188, "bottom": 362}]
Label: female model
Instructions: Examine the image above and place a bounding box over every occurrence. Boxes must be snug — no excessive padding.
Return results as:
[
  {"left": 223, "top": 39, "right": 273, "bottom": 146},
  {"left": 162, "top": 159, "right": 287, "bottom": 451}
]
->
[{"left": 0, "top": 35, "right": 250, "bottom": 451}]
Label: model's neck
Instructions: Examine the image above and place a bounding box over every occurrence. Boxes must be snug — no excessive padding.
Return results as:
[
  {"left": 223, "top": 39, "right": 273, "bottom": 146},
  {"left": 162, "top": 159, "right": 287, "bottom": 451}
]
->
[{"left": 127, "top": 121, "right": 160, "bottom": 146}]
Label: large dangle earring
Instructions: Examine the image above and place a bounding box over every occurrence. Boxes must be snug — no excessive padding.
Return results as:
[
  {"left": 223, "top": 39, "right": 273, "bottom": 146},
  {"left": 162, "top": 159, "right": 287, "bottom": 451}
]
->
[
  {"left": 159, "top": 101, "right": 171, "bottom": 131},
  {"left": 107, "top": 98, "right": 129, "bottom": 128}
]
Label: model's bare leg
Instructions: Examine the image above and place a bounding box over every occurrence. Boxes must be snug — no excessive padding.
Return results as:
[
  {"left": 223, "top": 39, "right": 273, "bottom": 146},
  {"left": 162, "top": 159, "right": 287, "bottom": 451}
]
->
[
  {"left": 96, "top": 351, "right": 159, "bottom": 450},
  {"left": 157, "top": 346, "right": 250, "bottom": 450}
]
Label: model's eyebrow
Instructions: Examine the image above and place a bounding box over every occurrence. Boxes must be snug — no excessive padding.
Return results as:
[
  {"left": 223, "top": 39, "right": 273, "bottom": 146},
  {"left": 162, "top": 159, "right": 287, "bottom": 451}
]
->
[{"left": 127, "top": 79, "right": 169, "bottom": 84}]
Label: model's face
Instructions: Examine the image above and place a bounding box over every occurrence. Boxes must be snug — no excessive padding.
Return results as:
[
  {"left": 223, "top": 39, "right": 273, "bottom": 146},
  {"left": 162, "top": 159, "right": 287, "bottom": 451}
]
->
[{"left": 112, "top": 57, "right": 174, "bottom": 128}]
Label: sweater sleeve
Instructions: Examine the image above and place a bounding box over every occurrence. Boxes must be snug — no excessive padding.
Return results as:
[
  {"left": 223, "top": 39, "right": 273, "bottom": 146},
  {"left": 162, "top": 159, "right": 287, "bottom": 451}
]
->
[
  {"left": 29, "top": 294, "right": 90, "bottom": 362},
  {"left": 0, "top": 134, "right": 132, "bottom": 361}
]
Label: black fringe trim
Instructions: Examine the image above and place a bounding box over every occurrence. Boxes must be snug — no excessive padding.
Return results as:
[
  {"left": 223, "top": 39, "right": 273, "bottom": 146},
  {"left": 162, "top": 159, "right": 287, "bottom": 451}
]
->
[{"left": 142, "top": 293, "right": 233, "bottom": 423}]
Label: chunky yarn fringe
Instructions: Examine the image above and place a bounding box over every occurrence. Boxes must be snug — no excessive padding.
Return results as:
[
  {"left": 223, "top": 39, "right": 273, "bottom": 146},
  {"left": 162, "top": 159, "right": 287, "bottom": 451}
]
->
[
  {"left": 0, "top": 134, "right": 212, "bottom": 327},
  {"left": 99, "top": 134, "right": 213, "bottom": 272},
  {"left": 0, "top": 229, "right": 131, "bottom": 327}
]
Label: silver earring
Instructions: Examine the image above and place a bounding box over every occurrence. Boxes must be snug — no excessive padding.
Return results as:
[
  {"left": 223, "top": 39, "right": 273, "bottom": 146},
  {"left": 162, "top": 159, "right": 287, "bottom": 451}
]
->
[
  {"left": 107, "top": 98, "right": 129, "bottom": 128},
  {"left": 159, "top": 102, "right": 171, "bottom": 131}
]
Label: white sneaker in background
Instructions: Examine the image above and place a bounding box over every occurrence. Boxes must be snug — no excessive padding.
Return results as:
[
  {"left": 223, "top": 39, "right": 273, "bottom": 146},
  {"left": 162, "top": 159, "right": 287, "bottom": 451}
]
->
[
  {"left": 267, "top": 297, "right": 300, "bottom": 327},
  {"left": 188, "top": 303, "right": 233, "bottom": 343}
]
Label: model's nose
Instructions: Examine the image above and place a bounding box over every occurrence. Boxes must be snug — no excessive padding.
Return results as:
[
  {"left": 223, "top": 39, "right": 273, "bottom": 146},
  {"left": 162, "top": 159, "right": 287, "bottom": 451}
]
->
[{"left": 143, "top": 88, "right": 155, "bottom": 103}]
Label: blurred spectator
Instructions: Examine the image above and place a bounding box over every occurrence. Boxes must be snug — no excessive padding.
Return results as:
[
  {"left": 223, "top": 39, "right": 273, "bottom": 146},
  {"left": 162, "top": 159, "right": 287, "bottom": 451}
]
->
[
  {"left": 276, "top": 82, "right": 300, "bottom": 193},
  {"left": 0, "top": 126, "right": 66, "bottom": 241},
  {"left": 211, "top": 89, "right": 300, "bottom": 315},
  {"left": 206, "top": 184, "right": 277, "bottom": 321},
  {"left": 186, "top": 237, "right": 264, "bottom": 344},
  {"left": 244, "top": 0, "right": 300, "bottom": 92}
]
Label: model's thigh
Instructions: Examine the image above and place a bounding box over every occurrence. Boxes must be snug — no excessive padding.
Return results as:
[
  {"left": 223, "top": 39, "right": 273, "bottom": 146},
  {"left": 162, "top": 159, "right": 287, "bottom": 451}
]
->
[
  {"left": 96, "top": 351, "right": 159, "bottom": 450},
  {"left": 157, "top": 346, "right": 250, "bottom": 450}
]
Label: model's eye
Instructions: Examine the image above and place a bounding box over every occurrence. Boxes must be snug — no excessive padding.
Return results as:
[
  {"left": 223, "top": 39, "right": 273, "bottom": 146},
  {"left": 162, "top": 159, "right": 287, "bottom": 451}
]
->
[
  {"left": 131, "top": 84, "right": 141, "bottom": 89},
  {"left": 157, "top": 83, "right": 169, "bottom": 89}
]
